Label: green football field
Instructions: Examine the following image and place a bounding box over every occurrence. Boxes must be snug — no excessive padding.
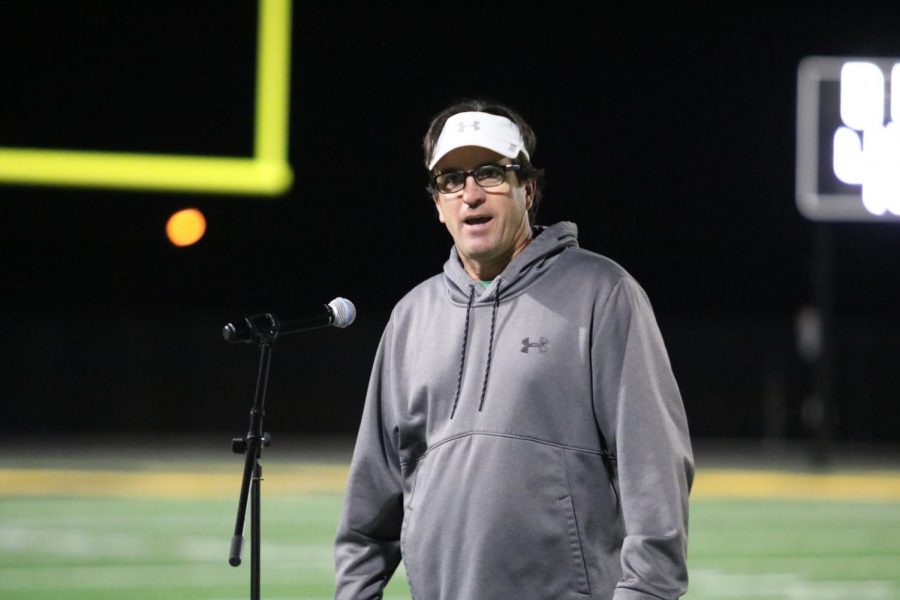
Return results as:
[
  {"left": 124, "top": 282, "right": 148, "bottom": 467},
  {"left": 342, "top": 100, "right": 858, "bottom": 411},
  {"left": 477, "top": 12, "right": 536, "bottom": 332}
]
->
[{"left": 1, "top": 439, "right": 899, "bottom": 599}]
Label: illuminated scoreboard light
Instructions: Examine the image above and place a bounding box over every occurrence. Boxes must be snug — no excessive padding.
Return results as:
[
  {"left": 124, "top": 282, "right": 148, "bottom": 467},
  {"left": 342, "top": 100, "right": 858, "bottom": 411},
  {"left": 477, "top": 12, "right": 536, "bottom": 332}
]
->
[{"left": 796, "top": 56, "right": 900, "bottom": 221}]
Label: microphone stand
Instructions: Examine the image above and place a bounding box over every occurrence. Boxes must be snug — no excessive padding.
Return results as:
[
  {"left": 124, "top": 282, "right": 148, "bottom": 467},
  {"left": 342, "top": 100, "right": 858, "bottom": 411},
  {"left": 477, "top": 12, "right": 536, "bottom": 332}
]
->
[{"left": 228, "top": 318, "right": 278, "bottom": 599}]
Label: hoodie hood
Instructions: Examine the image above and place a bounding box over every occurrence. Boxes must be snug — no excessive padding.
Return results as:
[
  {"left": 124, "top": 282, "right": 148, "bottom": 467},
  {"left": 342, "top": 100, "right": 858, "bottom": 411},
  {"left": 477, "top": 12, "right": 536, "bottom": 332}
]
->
[{"left": 443, "top": 221, "right": 579, "bottom": 305}]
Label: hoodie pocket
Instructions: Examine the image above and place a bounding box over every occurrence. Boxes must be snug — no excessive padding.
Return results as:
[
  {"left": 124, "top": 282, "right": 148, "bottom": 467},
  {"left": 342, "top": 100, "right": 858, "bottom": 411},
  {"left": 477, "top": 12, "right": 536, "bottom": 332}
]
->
[
  {"left": 399, "top": 434, "right": 597, "bottom": 599},
  {"left": 559, "top": 494, "right": 592, "bottom": 596}
]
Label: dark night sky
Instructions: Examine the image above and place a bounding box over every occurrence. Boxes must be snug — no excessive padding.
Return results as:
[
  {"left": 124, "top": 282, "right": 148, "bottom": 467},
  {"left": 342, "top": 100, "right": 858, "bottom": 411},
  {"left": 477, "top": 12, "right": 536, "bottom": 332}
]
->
[{"left": 2, "top": 3, "right": 900, "bottom": 438}]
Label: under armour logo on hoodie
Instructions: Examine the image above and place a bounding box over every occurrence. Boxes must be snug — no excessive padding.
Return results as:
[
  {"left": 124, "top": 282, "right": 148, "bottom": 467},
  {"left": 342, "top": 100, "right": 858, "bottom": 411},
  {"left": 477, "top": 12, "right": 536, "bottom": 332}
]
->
[{"left": 521, "top": 337, "right": 549, "bottom": 353}]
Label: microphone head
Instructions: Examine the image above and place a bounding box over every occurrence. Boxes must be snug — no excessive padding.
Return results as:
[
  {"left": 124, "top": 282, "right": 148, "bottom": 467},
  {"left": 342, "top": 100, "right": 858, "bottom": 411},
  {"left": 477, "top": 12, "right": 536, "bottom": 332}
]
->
[{"left": 328, "top": 297, "right": 356, "bottom": 328}]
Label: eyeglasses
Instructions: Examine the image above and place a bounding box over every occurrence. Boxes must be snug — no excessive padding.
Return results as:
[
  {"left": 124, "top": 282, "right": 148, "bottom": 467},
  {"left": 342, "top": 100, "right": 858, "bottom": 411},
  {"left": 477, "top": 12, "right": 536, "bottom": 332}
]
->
[{"left": 432, "top": 163, "right": 521, "bottom": 194}]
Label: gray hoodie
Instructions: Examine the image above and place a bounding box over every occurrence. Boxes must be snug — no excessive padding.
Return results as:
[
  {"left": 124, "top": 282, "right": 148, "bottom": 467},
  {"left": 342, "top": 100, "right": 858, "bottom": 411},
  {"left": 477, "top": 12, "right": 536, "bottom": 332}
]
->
[{"left": 335, "top": 221, "right": 693, "bottom": 599}]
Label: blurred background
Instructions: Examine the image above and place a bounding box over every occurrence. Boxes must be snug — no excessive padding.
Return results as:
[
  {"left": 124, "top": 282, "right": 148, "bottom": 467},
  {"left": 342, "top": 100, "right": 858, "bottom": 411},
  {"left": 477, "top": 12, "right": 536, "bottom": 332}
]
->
[
  {"left": 2, "top": 2, "right": 899, "bottom": 453},
  {"left": 2, "top": 3, "right": 900, "bottom": 599}
]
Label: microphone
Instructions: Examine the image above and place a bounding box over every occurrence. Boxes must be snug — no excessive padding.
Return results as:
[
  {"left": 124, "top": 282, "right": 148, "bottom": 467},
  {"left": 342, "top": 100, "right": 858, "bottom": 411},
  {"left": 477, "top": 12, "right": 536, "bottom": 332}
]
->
[{"left": 222, "top": 297, "right": 356, "bottom": 343}]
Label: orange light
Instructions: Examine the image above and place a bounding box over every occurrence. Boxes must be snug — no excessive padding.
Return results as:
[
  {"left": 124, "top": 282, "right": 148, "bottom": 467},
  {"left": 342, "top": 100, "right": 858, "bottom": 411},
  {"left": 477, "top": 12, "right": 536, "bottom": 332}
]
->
[{"left": 166, "top": 208, "right": 207, "bottom": 247}]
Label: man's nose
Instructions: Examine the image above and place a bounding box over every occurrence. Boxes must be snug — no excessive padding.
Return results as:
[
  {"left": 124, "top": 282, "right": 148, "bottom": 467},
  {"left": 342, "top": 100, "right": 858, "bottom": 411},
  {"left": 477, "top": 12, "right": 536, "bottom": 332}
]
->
[{"left": 461, "top": 176, "right": 485, "bottom": 205}]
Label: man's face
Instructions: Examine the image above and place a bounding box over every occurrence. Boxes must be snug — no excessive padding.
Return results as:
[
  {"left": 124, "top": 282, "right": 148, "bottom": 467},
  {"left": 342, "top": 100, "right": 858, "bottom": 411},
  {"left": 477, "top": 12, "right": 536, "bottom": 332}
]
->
[{"left": 432, "top": 146, "right": 534, "bottom": 278}]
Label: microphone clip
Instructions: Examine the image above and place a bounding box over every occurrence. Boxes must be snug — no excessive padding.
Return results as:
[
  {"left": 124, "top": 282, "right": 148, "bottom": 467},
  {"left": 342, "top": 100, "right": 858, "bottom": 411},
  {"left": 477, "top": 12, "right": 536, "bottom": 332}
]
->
[{"left": 230, "top": 313, "right": 280, "bottom": 345}]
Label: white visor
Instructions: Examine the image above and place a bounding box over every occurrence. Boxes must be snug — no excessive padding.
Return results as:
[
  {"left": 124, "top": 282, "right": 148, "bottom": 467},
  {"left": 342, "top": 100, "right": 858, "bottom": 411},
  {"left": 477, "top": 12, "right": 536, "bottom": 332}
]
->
[{"left": 428, "top": 111, "right": 529, "bottom": 170}]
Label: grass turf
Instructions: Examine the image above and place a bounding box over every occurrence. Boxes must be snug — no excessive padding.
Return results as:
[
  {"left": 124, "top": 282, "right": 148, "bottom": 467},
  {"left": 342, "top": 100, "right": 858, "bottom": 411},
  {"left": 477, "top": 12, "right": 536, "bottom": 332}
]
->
[{"left": 1, "top": 451, "right": 899, "bottom": 599}]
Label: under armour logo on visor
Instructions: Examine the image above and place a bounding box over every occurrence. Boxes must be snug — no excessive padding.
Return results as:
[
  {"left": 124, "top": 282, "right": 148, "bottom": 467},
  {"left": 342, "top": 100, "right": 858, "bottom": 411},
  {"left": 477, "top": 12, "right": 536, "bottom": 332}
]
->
[
  {"left": 457, "top": 120, "right": 481, "bottom": 132},
  {"left": 521, "top": 337, "right": 549, "bottom": 353}
]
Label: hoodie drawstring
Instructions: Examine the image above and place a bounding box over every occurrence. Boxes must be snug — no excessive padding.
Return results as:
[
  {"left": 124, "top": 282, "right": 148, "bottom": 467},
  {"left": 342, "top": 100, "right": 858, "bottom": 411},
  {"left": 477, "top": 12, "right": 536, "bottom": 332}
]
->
[
  {"left": 450, "top": 280, "right": 501, "bottom": 419},
  {"left": 449, "top": 285, "right": 476, "bottom": 420},
  {"left": 477, "top": 280, "right": 501, "bottom": 412}
]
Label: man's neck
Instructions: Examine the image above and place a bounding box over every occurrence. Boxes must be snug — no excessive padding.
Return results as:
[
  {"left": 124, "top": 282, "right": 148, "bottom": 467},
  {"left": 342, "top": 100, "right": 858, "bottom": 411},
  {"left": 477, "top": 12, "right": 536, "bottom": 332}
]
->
[
  {"left": 460, "top": 237, "right": 532, "bottom": 281},
  {"left": 462, "top": 261, "right": 504, "bottom": 282}
]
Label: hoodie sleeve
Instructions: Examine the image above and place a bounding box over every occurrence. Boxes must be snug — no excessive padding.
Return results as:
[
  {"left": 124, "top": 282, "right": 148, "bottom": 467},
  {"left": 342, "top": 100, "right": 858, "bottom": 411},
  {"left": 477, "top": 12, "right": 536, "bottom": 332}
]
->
[
  {"left": 334, "top": 319, "right": 404, "bottom": 599},
  {"left": 593, "top": 277, "right": 694, "bottom": 600}
]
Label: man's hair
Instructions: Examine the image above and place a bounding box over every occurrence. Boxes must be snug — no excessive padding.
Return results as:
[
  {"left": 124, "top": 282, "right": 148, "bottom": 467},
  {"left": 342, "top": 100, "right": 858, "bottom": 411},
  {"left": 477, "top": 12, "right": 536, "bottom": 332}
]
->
[{"left": 423, "top": 98, "right": 545, "bottom": 224}]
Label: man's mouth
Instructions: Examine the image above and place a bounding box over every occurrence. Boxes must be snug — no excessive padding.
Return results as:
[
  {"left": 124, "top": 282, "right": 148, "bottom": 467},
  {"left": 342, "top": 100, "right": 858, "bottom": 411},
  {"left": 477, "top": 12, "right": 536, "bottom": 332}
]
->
[{"left": 463, "top": 216, "right": 492, "bottom": 226}]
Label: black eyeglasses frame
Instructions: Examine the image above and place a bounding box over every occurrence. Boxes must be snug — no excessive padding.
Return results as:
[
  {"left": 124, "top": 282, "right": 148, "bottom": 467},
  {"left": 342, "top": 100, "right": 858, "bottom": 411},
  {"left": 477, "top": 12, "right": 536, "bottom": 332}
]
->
[{"left": 431, "top": 163, "right": 521, "bottom": 194}]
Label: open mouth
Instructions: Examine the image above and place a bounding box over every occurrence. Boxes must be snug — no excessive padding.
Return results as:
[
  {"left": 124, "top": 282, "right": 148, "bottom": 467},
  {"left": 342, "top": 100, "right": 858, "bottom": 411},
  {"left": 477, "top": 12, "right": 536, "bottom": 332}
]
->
[{"left": 464, "top": 216, "right": 492, "bottom": 226}]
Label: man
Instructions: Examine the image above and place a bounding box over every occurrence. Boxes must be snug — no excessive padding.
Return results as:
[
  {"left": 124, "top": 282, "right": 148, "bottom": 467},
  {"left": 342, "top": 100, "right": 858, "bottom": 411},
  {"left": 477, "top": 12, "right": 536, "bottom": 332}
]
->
[{"left": 335, "top": 99, "right": 693, "bottom": 599}]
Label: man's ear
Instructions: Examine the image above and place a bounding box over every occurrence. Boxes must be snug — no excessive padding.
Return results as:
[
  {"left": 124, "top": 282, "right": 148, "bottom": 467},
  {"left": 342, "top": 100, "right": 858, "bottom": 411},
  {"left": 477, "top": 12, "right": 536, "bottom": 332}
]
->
[
  {"left": 525, "top": 180, "right": 536, "bottom": 210},
  {"left": 433, "top": 195, "right": 446, "bottom": 223}
]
